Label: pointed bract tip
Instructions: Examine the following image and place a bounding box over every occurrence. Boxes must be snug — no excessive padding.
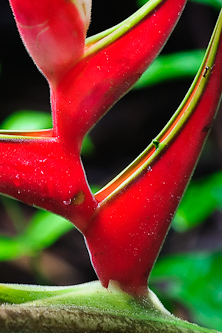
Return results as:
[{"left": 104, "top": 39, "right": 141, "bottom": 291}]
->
[{"left": 74, "top": 0, "right": 92, "bottom": 32}]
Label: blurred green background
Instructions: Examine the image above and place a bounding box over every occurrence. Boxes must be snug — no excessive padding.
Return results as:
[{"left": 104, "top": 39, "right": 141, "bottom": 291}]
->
[{"left": 1, "top": 0, "right": 222, "bottom": 330}]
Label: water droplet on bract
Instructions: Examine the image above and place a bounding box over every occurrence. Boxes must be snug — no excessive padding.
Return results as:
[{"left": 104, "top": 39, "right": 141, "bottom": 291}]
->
[
  {"left": 14, "top": 174, "right": 20, "bottom": 187},
  {"left": 63, "top": 199, "right": 71, "bottom": 206},
  {"left": 22, "top": 160, "right": 30, "bottom": 166}
]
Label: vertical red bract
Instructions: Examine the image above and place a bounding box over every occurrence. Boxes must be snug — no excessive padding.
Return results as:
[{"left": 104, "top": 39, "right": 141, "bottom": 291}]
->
[
  {"left": 86, "top": 12, "right": 222, "bottom": 294},
  {"left": 9, "top": 0, "right": 90, "bottom": 83},
  {"left": 4, "top": 0, "right": 222, "bottom": 296}
]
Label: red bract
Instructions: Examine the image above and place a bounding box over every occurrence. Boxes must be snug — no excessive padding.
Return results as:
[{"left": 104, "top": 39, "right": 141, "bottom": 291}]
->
[
  {"left": 86, "top": 11, "right": 222, "bottom": 295},
  {"left": 9, "top": 0, "right": 91, "bottom": 83},
  {"left": 5, "top": 0, "right": 222, "bottom": 297},
  {"left": 0, "top": 138, "right": 97, "bottom": 231},
  {"left": 6, "top": 0, "right": 187, "bottom": 232},
  {"left": 53, "top": 0, "right": 187, "bottom": 143}
]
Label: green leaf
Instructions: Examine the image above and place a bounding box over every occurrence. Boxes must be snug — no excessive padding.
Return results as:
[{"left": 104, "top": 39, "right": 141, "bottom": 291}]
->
[
  {"left": 137, "top": 0, "right": 222, "bottom": 10},
  {"left": 0, "top": 211, "right": 73, "bottom": 260},
  {"left": 0, "top": 196, "right": 27, "bottom": 233},
  {"left": 173, "top": 171, "right": 222, "bottom": 232},
  {"left": 150, "top": 252, "right": 222, "bottom": 331},
  {"left": 81, "top": 134, "right": 95, "bottom": 157},
  {"left": 20, "top": 210, "right": 73, "bottom": 254},
  {"left": 0, "top": 110, "right": 52, "bottom": 130},
  {"left": 0, "top": 236, "right": 24, "bottom": 261},
  {"left": 133, "top": 50, "right": 205, "bottom": 89},
  {"left": 191, "top": 0, "right": 222, "bottom": 10}
]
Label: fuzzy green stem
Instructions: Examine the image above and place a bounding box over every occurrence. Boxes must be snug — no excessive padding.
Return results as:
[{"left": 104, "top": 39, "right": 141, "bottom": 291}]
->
[{"left": 0, "top": 282, "right": 219, "bottom": 333}]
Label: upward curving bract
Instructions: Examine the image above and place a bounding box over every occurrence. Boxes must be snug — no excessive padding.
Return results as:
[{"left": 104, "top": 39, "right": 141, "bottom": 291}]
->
[
  {"left": 52, "top": 0, "right": 187, "bottom": 144},
  {"left": 9, "top": 0, "right": 92, "bottom": 83},
  {"left": 85, "top": 9, "right": 222, "bottom": 296}
]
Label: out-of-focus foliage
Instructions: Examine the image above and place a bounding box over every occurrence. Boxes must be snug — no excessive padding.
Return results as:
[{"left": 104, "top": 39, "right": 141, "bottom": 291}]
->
[
  {"left": 192, "top": 0, "right": 222, "bottom": 9},
  {"left": 151, "top": 170, "right": 222, "bottom": 332},
  {"left": 173, "top": 171, "right": 222, "bottom": 232},
  {"left": 0, "top": 211, "right": 72, "bottom": 261},
  {"left": 137, "top": 0, "right": 222, "bottom": 10},
  {"left": 149, "top": 170, "right": 222, "bottom": 331},
  {"left": 0, "top": 110, "right": 52, "bottom": 130},
  {"left": 134, "top": 50, "right": 205, "bottom": 88},
  {"left": 150, "top": 251, "right": 222, "bottom": 331},
  {"left": 135, "top": 0, "right": 220, "bottom": 90}
]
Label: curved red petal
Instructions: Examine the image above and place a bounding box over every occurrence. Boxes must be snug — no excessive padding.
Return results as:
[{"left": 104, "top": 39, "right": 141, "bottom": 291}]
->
[{"left": 9, "top": 0, "right": 86, "bottom": 83}]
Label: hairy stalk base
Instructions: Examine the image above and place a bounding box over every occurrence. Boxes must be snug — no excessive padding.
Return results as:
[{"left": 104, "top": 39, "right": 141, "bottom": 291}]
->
[{"left": 0, "top": 281, "right": 219, "bottom": 333}]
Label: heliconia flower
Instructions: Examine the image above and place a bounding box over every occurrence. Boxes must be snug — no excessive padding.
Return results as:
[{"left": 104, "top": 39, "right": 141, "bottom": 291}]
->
[
  {"left": 4, "top": 0, "right": 222, "bottom": 297},
  {"left": 9, "top": 0, "right": 92, "bottom": 83},
  {"left": 5, "top": 0, "right": 187, "bottom": 232}
]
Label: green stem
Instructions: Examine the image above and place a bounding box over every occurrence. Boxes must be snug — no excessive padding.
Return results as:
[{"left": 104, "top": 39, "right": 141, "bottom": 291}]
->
[
  {"left": 0, "top": 305, "right": 215, "bottom": 333},
  {"left": 0, "top": 281, "right": 219, "bottom": 333}
]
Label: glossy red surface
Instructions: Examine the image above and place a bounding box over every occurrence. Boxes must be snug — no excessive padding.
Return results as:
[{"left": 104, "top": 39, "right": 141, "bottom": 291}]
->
[
  {"left": 9, "top": 0, "right": 86, "bottom": 83},
  {"left": 5, "top": 0, "right": 222, "bottom": 296},
  {"left": 53, "top": 0, "right": 187, "bottom": 143},
  {"left": 85, "top": 21, "right": 222, "bottom": 295},
  {"left": 0, "top": 137, "right": 97, "bottom": 231}
]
